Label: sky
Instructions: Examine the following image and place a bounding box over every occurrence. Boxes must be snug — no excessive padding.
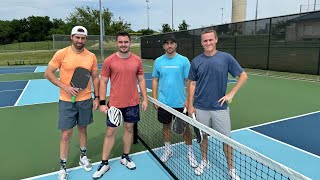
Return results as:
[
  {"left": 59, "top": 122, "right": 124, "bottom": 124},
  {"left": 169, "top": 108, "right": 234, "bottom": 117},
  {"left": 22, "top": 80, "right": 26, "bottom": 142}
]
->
[{"left": 0, "top": 0, "right": 318, "bottom": 32}]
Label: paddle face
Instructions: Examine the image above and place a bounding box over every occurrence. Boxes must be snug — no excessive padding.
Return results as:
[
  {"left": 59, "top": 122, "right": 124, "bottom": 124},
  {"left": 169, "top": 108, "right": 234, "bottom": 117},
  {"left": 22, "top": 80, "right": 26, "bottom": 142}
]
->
[
  {"left": 172, "top": 107, "right": 187, "bottom": 135},
  {"left": 70, "top": 67, "right": 91, "bottom": 102}
]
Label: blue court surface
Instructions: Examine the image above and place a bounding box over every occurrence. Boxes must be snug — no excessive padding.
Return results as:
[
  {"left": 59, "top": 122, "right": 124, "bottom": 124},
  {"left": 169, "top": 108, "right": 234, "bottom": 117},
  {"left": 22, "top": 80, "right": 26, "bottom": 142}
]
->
[
  {"left": 24, "top": 151, "right": 172, "bottom": 180},
  {"left": 22, "top": 111, "right": 320, "bottom": 179}
]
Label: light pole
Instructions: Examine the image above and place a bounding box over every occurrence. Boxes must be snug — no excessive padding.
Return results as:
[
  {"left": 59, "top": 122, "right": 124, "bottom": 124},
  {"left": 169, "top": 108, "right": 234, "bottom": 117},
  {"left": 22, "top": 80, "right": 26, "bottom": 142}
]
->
[
  {"left": 315, "top": 0, "right": 317, "bottom": 11},
  {"left": 146, "top": 0, "right": 150, "bottom": 29},
  {"left": 255, "top": 0, "right": 258, "bottom": 19},
  {"left": 220, "top": 8, "right": 224, "bottom": 24},
  {"left": 171, "top": 0, "right": 174, "bottom": 31},
  {"left": 99, "top": 0, "right": 104, "bottom": 61}
]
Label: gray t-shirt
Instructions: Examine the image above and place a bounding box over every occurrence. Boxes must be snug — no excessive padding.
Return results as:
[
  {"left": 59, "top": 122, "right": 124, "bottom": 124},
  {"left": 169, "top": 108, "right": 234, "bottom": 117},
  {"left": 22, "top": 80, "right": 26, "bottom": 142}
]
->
[{"left": 188, "top": 51, "right": 243, "bottom": 110}]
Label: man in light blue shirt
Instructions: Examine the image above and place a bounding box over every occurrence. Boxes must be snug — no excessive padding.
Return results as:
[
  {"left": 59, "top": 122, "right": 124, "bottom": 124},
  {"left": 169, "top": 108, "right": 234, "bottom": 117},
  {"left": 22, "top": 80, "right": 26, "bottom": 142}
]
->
[{"left": 152, "top": 34, "right": 197, "bottom": 168}]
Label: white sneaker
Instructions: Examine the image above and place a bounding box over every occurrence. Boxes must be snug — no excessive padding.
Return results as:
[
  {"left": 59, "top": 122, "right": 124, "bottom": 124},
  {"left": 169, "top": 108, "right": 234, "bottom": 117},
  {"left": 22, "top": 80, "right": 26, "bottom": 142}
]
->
[
  {"left": 120, "top": 156, "right": 136, "bottom": 170},
  {"left": 160, "top": 149, "right": 173, "bottom": 163},
  {"left": 229, "top": 168, "right": 240, "bottom": 180},
  {"left": 58, "top": 169, "right": 67, "bottom": 180},
  {"left": 79, "top": 156, "right": 92, "bottom": 171},
  {"left": 92, "top": 163, "right": 110, "bottom": 179},
  {"left": 194, "top": 160, "right": 210, "bottom": 176},
  {"left": 187, "top": 151, "right": 198, "bottom": 168}
]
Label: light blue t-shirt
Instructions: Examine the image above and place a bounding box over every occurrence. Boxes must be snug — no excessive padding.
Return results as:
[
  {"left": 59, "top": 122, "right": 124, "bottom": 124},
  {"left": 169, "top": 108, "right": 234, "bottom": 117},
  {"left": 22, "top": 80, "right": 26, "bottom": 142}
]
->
[
  {"left": 188, "top": 51, "right": 243, "bottom": 110},
  {"left": 152, "top": 53, "right": 190, "bottom": 108}
]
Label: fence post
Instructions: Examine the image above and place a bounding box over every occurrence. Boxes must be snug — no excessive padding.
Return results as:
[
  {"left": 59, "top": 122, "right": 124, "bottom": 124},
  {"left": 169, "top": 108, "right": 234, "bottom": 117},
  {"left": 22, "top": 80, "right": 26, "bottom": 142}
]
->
[{"left": 267, "top": 18, "right": 272, "bottom": 71}]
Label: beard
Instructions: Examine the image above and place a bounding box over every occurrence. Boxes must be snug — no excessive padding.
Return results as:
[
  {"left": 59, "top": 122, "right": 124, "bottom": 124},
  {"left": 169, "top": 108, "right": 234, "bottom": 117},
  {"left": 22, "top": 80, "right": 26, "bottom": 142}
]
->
[
  {"left": 118, "top": 46, "right": 130, "bottom": 53},
  {"left": 73, "top": 42, "right": 85, "bottom": 50}
]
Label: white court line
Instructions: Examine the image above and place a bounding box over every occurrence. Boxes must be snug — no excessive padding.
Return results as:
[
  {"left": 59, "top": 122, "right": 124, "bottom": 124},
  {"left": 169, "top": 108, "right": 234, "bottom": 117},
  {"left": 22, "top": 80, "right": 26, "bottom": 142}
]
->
[
  {"left": 34, "top": 66, "right": 39, "bottom": 72},
  {"left": 0, "top": 89, "right": 24, "bottom": 93},
  {"left": 232, "top": 110, "right": 320, "bottom": 132},
  {"left": 22, "top": 150, "right": 150, "bottom": 180},
  {"left": 14, "top": 80, "right": 30, "bottom": 106},
  {"left": 247, "top": 128, "right": 320, "bottom": 159}
]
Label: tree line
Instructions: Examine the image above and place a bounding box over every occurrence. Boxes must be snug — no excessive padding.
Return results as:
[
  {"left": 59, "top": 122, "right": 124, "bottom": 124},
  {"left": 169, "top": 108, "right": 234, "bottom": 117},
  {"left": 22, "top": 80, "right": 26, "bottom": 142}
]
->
[{"left": 0, "top": 6, "right": 190, "bottom": 45}]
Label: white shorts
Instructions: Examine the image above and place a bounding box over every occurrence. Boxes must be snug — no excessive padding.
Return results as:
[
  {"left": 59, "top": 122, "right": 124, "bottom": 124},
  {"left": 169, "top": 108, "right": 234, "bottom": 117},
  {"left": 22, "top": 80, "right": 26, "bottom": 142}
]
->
[{"left": 195, "top": 108, "right": 231, "bottom": 137}]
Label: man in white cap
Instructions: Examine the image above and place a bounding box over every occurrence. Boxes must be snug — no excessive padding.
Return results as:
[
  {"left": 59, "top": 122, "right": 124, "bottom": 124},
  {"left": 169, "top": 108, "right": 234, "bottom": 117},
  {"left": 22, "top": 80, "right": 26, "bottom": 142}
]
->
[{"left": 45, "top": 25, "right": 100, "bottom": 180}]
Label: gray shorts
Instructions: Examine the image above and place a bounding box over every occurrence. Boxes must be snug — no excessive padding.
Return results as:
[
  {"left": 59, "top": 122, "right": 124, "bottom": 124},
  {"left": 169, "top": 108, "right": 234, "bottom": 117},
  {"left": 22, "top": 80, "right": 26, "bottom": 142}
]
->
[
  {"left": 195, "top": 108, "right": 231, "bottom": 137},
  {"left": 58, "top": 99, "right": 93, "bottom": 130}
]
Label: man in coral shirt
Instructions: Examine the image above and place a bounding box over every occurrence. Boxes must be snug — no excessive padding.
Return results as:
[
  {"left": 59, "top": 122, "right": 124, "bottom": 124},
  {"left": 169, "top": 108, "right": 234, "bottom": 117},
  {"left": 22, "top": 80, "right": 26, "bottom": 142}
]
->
[
  {"left": 45, "top": 26, "right": 99, "bottom": 180},
  {"left": 93, "top": 31, "right": 148, "bottom": 179}
]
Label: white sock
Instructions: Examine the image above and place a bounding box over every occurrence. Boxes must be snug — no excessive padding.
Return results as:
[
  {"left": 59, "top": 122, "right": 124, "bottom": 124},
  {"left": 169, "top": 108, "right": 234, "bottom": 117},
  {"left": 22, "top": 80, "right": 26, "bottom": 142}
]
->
[
  {"left": 187, "top": 145, "right": 193, "bottom": 153},
  {"left": 164, "top": 142, "right": 171, "bottom": 151}
]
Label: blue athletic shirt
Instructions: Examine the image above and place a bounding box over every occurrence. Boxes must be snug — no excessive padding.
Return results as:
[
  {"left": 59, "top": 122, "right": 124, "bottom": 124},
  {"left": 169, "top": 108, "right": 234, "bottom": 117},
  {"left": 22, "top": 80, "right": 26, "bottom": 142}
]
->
[
  {"left": 152, "top": 53, "right": 190, "bottom": 108},
  {"left": 188, "top": 51, "right": 243, "bottom": 110}
]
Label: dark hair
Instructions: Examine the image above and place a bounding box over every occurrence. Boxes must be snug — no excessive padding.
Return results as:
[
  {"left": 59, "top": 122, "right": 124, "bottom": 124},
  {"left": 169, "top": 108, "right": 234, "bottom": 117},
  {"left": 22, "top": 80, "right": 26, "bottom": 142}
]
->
[
  {"left": 201, "top": 28, "right": 218, "bottom": 38},
  {"left": 116, "top": 31, "right": 131, "bottom": 41}
]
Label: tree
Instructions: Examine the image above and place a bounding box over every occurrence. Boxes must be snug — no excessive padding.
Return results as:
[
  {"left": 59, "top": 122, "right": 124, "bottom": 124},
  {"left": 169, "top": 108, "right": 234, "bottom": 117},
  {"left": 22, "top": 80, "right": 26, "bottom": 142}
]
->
[
  {"left": 137, "top": 28, "right": 156, "bottom": 35},
  {"left": 178, "top": 20, "right": 190, "bottom": 31},
  {"left": 161, "top": 23, "right": 172, "bottom": 33},
  {"left": 66, "top": 6, "right": 131, "bottom": 35}
]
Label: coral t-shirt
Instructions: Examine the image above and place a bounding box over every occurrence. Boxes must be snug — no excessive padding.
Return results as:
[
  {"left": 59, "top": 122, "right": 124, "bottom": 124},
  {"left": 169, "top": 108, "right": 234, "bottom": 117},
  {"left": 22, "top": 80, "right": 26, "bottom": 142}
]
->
[
  {"left": 100, "top": 53, "right": 144, "bottom": 108},
  {"left": 48, "top": 46, "right": 98, "bottom": 101}
]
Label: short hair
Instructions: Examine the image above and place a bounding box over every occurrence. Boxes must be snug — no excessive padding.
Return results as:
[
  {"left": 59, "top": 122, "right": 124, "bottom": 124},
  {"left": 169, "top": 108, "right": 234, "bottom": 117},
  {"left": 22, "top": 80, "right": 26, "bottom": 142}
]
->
[
  {"left": 116, "top": 31, "right": 131, "bottom": 41},
  {"left": 201, "top": 28, "right": 218, "bottom": 38}
]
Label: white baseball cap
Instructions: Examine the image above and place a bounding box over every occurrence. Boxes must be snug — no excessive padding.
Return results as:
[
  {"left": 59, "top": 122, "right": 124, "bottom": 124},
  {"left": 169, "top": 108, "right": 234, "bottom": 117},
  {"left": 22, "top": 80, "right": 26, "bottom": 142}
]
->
[{"left": 71, "top": 26, "right": 88, "bottom": 36}]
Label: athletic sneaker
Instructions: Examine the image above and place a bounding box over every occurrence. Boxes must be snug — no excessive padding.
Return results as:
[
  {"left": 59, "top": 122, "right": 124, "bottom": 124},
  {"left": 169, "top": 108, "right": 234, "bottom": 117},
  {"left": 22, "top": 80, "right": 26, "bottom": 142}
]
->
[
  {"left": 120, "top": 156, "right": 136, "bottom": 170},
  {"left": 187, "top": 151, "right": 198, "bottom": 168},
  {"left": 228, "top": 168, "right": 241, "bottom": 180},
  {"left": 58, "top": 169, "right": 67, "bottom": 180},
  {"left": 92, "top": 163, "right": 110, "bottom": 179},
  {"left": 79, "top": 156, "right": 92, "bottom": 171},
  {"left": 160, "top": 149, "right": 173, "bottom": 163},
  {"left": 194, "top": 159, "right": 210, "bottom": 176}
]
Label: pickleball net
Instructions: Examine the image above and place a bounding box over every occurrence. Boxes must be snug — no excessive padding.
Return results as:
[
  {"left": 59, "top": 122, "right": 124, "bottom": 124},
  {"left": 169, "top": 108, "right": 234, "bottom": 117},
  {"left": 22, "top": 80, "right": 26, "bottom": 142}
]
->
[{"left": 136, "top": 96, "right": 310, "bottom": 180}]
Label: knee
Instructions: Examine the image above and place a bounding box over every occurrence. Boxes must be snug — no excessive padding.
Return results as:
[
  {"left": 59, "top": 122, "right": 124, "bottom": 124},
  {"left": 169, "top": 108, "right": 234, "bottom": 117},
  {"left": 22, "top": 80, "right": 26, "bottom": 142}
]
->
[
  {"left": 124, "top": 124, "right": 134, "bottom": 134},
  {"left": 61, "top": 132, "right": 72, "bottom": 142}
]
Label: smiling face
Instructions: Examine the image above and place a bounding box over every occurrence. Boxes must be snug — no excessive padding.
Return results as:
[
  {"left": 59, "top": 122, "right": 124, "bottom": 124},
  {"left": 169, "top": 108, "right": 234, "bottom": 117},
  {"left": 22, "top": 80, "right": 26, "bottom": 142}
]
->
[
  {"left": 116, "top": 35, "right": 131, "bottom": 53},
  {"left": 71, "top": 34, "right": 87, "bottom": 50},
  {"left": 201, "top": 31, "right": 218, "bottom": 54}
]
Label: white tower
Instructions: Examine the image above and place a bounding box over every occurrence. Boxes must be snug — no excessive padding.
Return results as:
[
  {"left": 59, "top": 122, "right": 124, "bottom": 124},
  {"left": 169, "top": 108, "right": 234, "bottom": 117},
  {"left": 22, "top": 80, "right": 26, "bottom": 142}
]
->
[{"left": 232, "top": 0, "right": 247, "bottom": 23}]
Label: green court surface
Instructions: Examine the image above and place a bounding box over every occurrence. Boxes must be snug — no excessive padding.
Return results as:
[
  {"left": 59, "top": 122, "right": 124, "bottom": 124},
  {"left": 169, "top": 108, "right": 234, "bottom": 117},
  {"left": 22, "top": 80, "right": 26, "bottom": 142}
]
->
[{"left": 1, "top": 64, "right": 320, "bottom": 179}]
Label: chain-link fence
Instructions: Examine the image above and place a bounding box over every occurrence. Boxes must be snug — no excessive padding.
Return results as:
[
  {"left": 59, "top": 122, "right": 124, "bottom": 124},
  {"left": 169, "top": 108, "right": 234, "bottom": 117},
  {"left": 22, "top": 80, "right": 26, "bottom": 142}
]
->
[{"left": 141, "top": 11, "right": 320, "bottom": 75}]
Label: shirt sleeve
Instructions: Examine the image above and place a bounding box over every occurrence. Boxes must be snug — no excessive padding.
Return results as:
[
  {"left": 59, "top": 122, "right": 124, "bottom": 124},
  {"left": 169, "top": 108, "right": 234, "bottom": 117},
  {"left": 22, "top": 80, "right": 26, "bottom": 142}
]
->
[
  {"left": 152, "top": 59, "right": 160, "bottom": 78},
  {"left": 184, "top": 58, "right": 191, "bottom": 79},
  {"left": 100, "top": 57, "right": 111, "bottom": 77},
  {"left": 188, "top": 59, "right": 197, "bottom": 81},
  {"left": 228, "top": 54, "right": 243, "bottom": 78},
  {"left": 48, "top": 49, "right": 64, "bottom": 68},
  {"left": 91, "top": 54, "right": 98, "bottom": 71},
  {"left": 137, "top": 58, "right": 144, "bottom": 75}
]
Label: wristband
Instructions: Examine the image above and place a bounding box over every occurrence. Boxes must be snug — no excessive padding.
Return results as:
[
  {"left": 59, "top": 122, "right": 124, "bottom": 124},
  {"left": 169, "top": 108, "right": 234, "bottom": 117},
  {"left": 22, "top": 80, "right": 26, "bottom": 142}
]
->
[
  {"left": 99, "top": 100, "right": 106, "bottom": 105},
  {"left": 94, "top": 96, "right": 99, "bottom": 100}
]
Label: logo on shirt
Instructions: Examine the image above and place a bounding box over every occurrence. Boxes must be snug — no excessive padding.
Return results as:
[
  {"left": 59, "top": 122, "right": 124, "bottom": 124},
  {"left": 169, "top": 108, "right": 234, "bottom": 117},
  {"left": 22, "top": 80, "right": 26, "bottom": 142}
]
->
[{"left": 161, "top": 66, "right": 179, "bottom": 69}]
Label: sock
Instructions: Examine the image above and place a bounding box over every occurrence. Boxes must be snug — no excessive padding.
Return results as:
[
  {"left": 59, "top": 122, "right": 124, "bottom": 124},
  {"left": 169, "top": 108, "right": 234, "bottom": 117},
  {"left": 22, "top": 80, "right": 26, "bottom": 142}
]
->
[
  {"left": 60, "top": 159, "right": 67, "bottom": 170},
  {"left": 122, "top": 153, "right": 129, "bottom": 159},
  {"left": 187, "top": 144, "right": 192, "bottom": 153},
  {"left": 102, "top": 160, "right": 108, "bottom": 165},
  {"left": 164, "top": 142, "right": 171, "bottom": 151},
  {"left": 80, "top": 147, "right": 87, "bottom": 157}
]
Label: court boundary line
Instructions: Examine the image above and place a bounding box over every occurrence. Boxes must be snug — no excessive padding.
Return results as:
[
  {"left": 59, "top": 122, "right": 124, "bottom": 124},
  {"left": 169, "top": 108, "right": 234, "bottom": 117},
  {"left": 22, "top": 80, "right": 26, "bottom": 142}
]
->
[
  {"left": 34, "top": 66, "right": 39, "bottom": 72},
  {"left": 233, "top": 110, "right": 320, "bottom": 132},
  {"left": 247, "top": 128, "right": 320, "bottom": 159},
  {"left": 22, "top": 150, "right": 152, "bottom": 180},
  {"left": 14, "top": 80, "right": 30, "bottom": 106},
  {"left": 247, "top": 72, "right": 320, "bottom": 83},
  {"left": 0, "top": 89, "right": 24, "bottom": 93}
]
